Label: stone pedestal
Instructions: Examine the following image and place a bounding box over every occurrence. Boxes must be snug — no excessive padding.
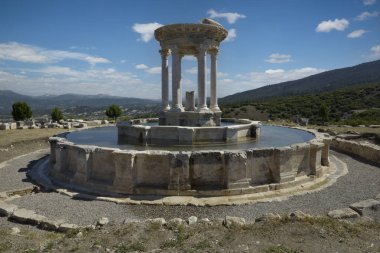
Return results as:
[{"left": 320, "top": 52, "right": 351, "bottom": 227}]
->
[{"left": 159, "top": 111, "right": 221, "bottom": 127}]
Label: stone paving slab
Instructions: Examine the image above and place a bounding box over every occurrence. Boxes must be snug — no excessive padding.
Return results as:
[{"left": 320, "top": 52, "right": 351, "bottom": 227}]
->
[{"left": 349, "top": 199, "right": 380, "bottom": 215}]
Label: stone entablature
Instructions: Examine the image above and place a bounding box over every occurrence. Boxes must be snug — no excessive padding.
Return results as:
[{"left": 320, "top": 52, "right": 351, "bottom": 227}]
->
[
  {"left": 48, "top": 127, "right": 331, "bottom": 197},
  {"left": 154, "top": 19, "right": 228, "bottom": 126}
]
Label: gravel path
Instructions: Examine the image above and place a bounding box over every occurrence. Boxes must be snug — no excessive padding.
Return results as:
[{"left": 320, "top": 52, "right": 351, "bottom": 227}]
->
[
  {"left": 6, "top": 150, "right": 380, "bottom": 225},
  {"left": 0, "top": 150, "right": 48, "bottom": 192}
]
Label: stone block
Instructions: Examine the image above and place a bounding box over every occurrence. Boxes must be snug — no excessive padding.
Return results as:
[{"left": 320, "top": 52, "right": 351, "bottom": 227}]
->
[
  {"left": 328, "top": 208, "right": 360, "bottom": 219},
  {"left": 88, "top": 148, "right": 116, "bottom": 185},
  {"left": 58, "top": 223, "right": 79, "bottom": 233},
  {"left": 112, "top": 151, "right": 136, "bottom": 193},
  {"left": 224, "top": 151, "right": 249, "bottom": 189},
  {"left": 38, "top": 219, "right": 65, "bottom": 231},
  {"left": 10, "top": 208, "right": 46, "bottom": 225},
  {"left": 188, "top": 216, "right": 198, "bottom": 225},
  {"left": 168, "top": 153, "right": 191, "bottom": 190},
  {"left": 190, "top": 151, "right": 225, "bottom": 188},
  {"left": 247, "top": 148, "right": 275, "bottom": 185},
  {"left": 0, "top": 201, "right": 17, "bottom": 217},
  {"left": 223, "top": 216, "right": 246, "bottom": 228},
  {"left": 135, "top": 151, "right": 170, "bottom": 187},
  {"left": 349, "top": 199, "right": 380, "bottom": 215}
]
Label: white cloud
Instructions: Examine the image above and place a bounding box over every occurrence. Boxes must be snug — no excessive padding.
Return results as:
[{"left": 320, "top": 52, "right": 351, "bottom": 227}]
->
[
  {"left": 135, "top": 64, "right": 148, "bottom": 69},
  {"left": 0, "top": 42, "right": 110, "bottom": 65},
  {"left": 347, "top": 29, "right": 367, "bottom": 38},
  {"left": 207, "top": 9, "right": 246, "bottom": 24},
  {"left": 217, "top": 72, "right": 229, "bottom": 78},
  {"left": 371, "top": 44, "right": 380, "bottom": 58},
  {"left": 225, "top": 28, "right": 237, "bottom": 42},
  {"left": 132, "top": 22, "right": 163, "bottom": 42},
  {"left": 266, "top": 53, "right": 292, "bottom": 64},
  {"left": 120, "top": 59, "right": 127, "bottom": 64},
  {"left": 265, "top": 69, "right": 285, "bottom": 74},
  {"left": 145, "top": 66, "right": 161, "bottom": 74},
  {"left": 355, "top": 11, "right": 379, "bottom": 21},
  {"left": 315, "top": 18, "right": 349, "bottom": 32},
  {"left": 363, "top": 0, "right": 376, "bottom": 5}
]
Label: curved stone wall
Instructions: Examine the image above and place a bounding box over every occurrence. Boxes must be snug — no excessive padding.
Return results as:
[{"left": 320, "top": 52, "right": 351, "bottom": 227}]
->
[
  {"left": 117, "top": 118, "right": 260, "bottom": 146},
  {"left": 48, "top": 126, "right": 331, "bottom": 197}
]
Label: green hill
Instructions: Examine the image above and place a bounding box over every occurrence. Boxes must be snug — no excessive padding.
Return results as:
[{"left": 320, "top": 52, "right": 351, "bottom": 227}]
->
[
  {"left": 222, "top": 83, "right": 380, "bottom": 125},
  {"left": 220, "top": 60, "right": 380, "bottom": 104}
]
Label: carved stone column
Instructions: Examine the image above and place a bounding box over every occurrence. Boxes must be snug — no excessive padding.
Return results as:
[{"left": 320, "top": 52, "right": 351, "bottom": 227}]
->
[
  {"left": 171, "top": 48, "right": 184, "bottom": 111},
  {"left": 160, "top": 49, "right": 170, "bottom": 111},
  {"left": 209, "top": 48, "right": 220, "bottom": 111},
  {"left": 197, "top": 46, "right": 208, "bottom": 111}
]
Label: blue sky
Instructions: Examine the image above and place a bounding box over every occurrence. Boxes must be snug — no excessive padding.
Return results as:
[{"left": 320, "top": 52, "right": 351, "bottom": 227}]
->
[{"left": 0, "top": 0, "right": 379, "bottom": 99}]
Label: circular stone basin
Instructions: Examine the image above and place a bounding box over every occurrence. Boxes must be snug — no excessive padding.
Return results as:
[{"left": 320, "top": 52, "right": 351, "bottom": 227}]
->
[
  {"left": 48, "top": 121, "right": 331, "bottom": 198},
  {"left": 66, "top": 125, "right": 315, "bottom": 151}
]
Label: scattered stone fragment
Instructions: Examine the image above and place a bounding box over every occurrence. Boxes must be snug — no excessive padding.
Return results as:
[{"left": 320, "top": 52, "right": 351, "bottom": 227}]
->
[
  {"left": 97, "top": 217, "right": 109, "bottom": 226},
  {"left": 289, "top": 210, "right": 310, "bottom": 220},
  {"left": 376, "top": 193, "right": 380, "bottom": 200},
  {"left": 223, "top": 216, "right": 246, "bottom": 228},
  {"left": 167, "top": 218, "right": 184, "bottom": 227},
  {"left": 255, "top": 213, "right": 281, "bottom": 222},
  {"left": 146, "top": 218, "right": 166, "bottom": 226},
  {"left": 188, "top": 216, "right": 198, "bottom": 225},
  {"left": 349, "top": 199, "right": 380, "bottom": 215},
  {"left": 10, "top": 227, "right": 20, "bottom": 235},
  {"left": 0, "top": 201, "right": 17, "bottom": 217},
  {"left": 76, "top": 231, "right": 83, "bottom": 238},
  {"left": 10, "top": 208, "right": 46, "bottom": 225},
  {"left": 327, "top": 208, "right": 360, "bottom": 219},
  {"left": 199, "top": 218, "right": 211, "bottom": 224}
]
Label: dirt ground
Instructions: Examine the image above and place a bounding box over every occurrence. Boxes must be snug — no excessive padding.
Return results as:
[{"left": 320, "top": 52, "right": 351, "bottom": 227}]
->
[
  {"left": 0, "top": 216, "right": 379, "bottom": 253},
  {"left": 1, "top": 128, "right": 380, "bottom": 253}
]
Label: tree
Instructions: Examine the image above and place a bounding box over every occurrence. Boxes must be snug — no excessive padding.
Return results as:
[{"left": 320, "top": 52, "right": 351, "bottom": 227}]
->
[
  {"left": 105, "top": 104, "right": 122, "bottom": 121},
  {"left": 51, "top": 107, "right": 64, "bottom": 122},
  {"left": 11, "top": 101, "right": 32, "bottom": 121},
  {"left": 319, "top": 104, "right": 329, "bottom": 124}
]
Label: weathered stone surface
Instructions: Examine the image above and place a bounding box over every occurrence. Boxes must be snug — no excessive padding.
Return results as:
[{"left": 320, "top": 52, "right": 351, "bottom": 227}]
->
[
  {"left": 58, "top": 223, "right": 79, "bottom": 232},
  {"left": 376, "top": 193, "right": 380, "bottom": 200},
  {"left": 10, "top": 208, "right": 46, "bottom": 225},
  {"left": 349, "top": 199, "right": 380, "bottom": 215},
  {"left": 199, "top": 218, "right": 211, "bottom": 224},
  {"left": 223, "top": 216, "right": 246, "bottom": 228},
  {"left": 97, "top": 217, "right": 109, "bottom": 226},
  {"left": 328, "top": 208, "right": 360, "bottom": 219},
  {"left": 331, "top": 138, "right": 380, "bottom": 164},
  {"left": 0, "top": 201, "right": 17, "bottom": 217},
  {"left": 188, "top": 216, "right": 198, "bottom": 225}
]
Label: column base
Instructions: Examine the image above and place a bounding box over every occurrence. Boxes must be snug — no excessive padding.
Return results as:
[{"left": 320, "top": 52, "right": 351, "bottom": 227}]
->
[
  {"left": 210, "top": 105, "right": 221, "bottom": 112},
  {"left": 159, "top": 111, "right": 221, "bottom": 126}
]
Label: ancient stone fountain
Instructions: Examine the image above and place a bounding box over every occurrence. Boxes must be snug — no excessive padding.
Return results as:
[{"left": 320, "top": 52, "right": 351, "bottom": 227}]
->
[{"left": 47, "top": 19, "right": 331, "bottom": 200}]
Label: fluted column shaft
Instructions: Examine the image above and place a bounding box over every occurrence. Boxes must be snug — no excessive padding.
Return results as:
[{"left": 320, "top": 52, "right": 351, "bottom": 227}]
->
[
  {"left": 197, "top": 46, "right": 208, "bottom": 111},
  {"left": 210, "top": 48, "right": 220, "bottom": 111},
  {"left": 160, "top": 49, "right": 170, "bottom": 111},
  {"left": 171, "top": 48, "right": 184, "bottom": 111}
]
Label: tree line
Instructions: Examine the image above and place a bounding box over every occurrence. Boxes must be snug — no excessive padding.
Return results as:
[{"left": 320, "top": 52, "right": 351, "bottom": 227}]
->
[{"left": 10, "top": 102, "right": 123, "bottom": 122}]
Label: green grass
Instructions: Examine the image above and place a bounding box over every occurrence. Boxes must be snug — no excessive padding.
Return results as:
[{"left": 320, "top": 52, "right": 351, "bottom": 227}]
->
[{"left": 115, "top": 241, "right": 146, "bottom": 253}]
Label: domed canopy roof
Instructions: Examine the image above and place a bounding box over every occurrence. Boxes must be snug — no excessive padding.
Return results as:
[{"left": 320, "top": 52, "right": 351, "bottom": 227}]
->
[{"left": 154, "top": 19, "right": 228, "bottom": 54}]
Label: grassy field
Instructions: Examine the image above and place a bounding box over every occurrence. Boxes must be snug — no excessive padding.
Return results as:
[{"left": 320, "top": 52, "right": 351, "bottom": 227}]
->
[{"left": 0, "top": 128, "right": 68, "bottom": 163}]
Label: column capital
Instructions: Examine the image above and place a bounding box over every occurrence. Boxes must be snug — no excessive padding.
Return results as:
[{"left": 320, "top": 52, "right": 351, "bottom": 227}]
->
[
  {"left": 208, "top": 47, "right": 219, "bottom": 57},
  {"left": 159, "top": 49, "right": 170, "bottom": 57}
]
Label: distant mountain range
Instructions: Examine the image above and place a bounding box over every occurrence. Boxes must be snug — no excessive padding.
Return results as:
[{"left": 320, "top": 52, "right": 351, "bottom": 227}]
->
[
  {"left": 0, "top": 91, "right": 159, "bottom": 118},
  {"left": 220, "top": 60, "right": 380, "bottom": 104}
]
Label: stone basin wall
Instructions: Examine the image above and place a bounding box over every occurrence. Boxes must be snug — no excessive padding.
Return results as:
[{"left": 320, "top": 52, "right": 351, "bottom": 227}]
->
[
  {"left": 117, "top": 118, "right": 261, "bottom": 146},
  {"left": 49, "top": 128, "right": 331, "bottom": 197}
]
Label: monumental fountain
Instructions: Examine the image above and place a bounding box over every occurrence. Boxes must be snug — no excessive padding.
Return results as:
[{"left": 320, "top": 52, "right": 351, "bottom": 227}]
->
[{"left": 45, "top": 19, "right": 331, "bottom": 201}]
